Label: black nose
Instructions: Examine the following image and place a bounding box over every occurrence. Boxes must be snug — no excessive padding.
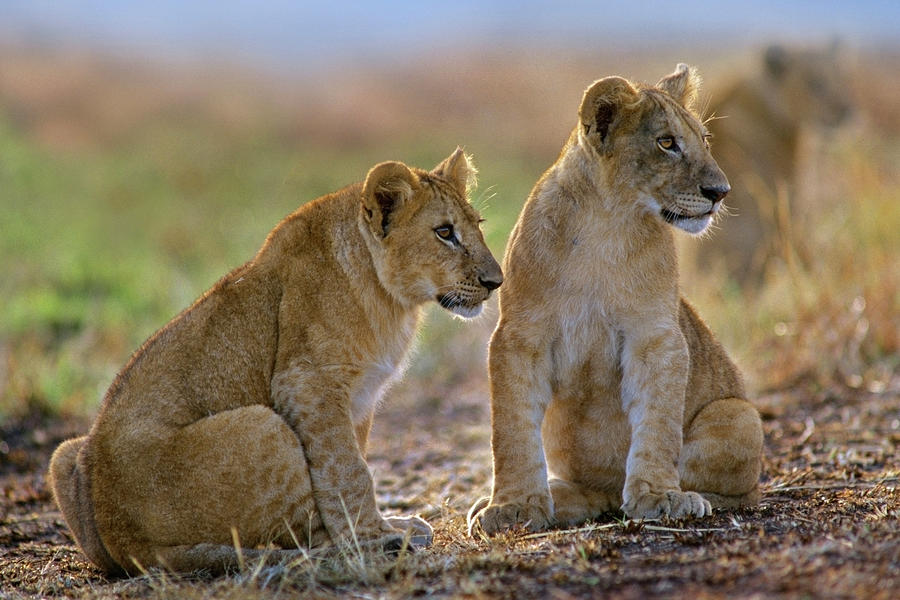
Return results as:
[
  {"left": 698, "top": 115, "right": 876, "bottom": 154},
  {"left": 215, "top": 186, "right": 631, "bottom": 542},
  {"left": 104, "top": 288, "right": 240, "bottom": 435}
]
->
[
  {"left": 478, "top": 275, "right": 502, "bottom": 291},
  {"left": 700, "top": 184, "right": 730, "bottom": 203}
]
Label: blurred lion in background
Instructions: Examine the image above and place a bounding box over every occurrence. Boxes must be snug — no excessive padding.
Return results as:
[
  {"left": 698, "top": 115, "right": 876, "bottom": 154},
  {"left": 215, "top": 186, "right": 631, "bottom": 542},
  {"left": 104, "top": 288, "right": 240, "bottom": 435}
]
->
[{"left": 686, "top": 42, "right": 853, "bottom": 285}]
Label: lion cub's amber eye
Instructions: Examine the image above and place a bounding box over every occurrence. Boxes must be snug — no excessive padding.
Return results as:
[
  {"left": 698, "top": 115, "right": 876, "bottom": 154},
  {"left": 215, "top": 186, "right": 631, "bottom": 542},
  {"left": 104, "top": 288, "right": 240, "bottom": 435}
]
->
[
  {"left": 435, "top": 225, "right": 455, "bottom": 240},
  {"left": 657, "top": 136, "right": 677, "bottom": 151}
]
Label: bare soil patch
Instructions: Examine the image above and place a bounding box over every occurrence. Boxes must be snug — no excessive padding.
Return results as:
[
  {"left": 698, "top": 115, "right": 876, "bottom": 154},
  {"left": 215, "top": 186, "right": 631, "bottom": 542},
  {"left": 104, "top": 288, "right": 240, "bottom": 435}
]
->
[{"left": 2, "top": 380, "right": 898, "bottom": 599}]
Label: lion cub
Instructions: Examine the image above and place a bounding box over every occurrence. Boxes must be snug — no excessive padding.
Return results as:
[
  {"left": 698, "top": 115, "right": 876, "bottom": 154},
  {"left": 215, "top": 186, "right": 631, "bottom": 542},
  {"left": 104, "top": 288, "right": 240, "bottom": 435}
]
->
[
  {"left": 49, "top": 148, "right": 502, "bottom": 574},
  {"left": 469, "top": 65, "right": 763, "bottom": 535}
]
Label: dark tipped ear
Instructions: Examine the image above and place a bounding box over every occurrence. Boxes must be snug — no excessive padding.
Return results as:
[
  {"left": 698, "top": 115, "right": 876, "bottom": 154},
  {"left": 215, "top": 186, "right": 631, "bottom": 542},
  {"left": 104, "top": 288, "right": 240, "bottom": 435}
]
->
[
  {"left": 765, "top": 45, "right": 789, "bottom": 79},
  {"left": 656, "top": 63, "right": 702, "bottom": 111},
  {"left": 578, "top": 76, "right": 639, "bottom": 148},
  {"left": 431, "top": 147, "right": 477, "bottom": 195},
  {"left": 361, "top": 161, "right": 419, "bottom": 238}
]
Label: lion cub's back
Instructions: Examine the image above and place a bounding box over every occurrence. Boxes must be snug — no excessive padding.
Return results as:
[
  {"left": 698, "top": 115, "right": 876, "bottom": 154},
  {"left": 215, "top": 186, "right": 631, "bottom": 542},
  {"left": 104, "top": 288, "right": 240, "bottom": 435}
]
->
[{"left": 94, "top": 262, "right": 283, "bottom": 446}]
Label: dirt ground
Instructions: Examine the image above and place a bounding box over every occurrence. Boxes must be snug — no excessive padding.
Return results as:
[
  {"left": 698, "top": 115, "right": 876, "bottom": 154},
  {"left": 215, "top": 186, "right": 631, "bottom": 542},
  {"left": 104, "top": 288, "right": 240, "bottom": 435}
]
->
[{"left": 2, "top": 373, "right": 898, "bottom": 600}]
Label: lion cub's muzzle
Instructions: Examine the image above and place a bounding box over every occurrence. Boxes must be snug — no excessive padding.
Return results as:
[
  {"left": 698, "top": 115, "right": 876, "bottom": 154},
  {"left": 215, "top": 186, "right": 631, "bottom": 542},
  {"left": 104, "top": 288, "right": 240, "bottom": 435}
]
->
[
  {"left": 670, "top": 183, "right": 730, "bottom": 219},
  {"left": 437, "top": 258, "right": 503, "bottom": 318}
]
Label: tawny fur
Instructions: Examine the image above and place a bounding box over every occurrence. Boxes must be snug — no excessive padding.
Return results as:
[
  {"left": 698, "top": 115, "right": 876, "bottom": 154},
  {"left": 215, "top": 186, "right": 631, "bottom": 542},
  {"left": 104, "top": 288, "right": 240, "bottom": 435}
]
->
[
  {"left": 687, "top": 43, "right": 852, "bottom": 283},
  {"left": 469, "top": 65, "right": 764, "bottom": 536},
  {"left": 49, "top": 148, "right": 502, "bottom": 575}
]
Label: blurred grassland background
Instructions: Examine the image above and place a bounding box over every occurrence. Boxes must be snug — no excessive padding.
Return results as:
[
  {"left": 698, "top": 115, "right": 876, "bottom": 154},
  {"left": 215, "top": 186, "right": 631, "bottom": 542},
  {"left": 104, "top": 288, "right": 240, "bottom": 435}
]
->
[{"left": 0, "top": 2, "right": 898, "bottom": 420}]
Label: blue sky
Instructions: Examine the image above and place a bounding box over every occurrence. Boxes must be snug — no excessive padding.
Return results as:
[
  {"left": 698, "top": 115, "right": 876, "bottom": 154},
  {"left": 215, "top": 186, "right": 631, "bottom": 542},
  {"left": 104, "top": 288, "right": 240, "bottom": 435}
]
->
[{"left": 3, "top": 1, "right": 899, "bottom": 67}]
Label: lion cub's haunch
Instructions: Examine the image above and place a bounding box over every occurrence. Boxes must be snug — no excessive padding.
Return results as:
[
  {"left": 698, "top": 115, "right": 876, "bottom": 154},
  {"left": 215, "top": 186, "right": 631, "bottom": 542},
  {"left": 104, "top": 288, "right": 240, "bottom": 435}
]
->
[
  {"left": 469, "top": 65, "right": 763, "bottom": 536},
  {"left": 49, "top": 148, "right": 502, "bottom": 574}
]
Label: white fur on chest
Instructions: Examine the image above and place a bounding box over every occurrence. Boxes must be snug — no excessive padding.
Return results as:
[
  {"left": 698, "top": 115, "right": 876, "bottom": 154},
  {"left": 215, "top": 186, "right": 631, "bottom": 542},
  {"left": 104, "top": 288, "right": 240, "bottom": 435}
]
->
[
  {"left": 552, "top": 293, "right": 618, "bottom": 390},
  {"left": 349, "top": 315, "right": 417, "bottom": 424},
  {"left": 350, "top": 354, "right": 408, "bottom": 424}
]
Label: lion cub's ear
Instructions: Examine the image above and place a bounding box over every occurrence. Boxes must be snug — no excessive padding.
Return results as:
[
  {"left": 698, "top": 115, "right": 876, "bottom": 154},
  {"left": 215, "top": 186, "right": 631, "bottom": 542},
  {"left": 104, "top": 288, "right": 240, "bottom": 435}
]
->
[
  {"left": 656, "top": 63, "right": 702, "bottom": 112},
  {"left": 431, "top": 147, "right": 477, "bottom": 196},
  {"left": 362, "top": 161, "right": 420, "bottom": 238},
  {"left": 579, "top": 76, "right": 640, "bottom": 149}
]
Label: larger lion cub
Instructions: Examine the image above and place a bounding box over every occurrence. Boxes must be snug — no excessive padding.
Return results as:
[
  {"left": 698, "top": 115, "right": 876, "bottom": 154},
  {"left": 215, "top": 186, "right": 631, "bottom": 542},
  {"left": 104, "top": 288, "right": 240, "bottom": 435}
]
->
[
  {"left": 469, "top": 65, "right": 763, "bottom": 535},
  {"left": 49, "top": 148, "right": 502, "bottom": 574}
]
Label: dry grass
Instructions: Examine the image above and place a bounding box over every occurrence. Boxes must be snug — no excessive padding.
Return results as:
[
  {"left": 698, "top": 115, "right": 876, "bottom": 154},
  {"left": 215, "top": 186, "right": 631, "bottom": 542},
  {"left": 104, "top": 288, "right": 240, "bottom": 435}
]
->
[{"left": 682, "top": 126, "right": 900, "bottom": 396}]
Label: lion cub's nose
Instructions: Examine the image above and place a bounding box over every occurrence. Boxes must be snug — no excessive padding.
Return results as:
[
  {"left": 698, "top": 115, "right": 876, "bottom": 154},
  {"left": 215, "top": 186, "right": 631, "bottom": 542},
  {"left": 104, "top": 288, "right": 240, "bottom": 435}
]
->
[
  {"left": 479, "top": 275, "right": 503, "bottom": 291},
  {"left": 699, "top": 184, "right": 730, "bottom": 203},
  {"left": 478, "top": 257, "right": 503, "bottom": 291}
]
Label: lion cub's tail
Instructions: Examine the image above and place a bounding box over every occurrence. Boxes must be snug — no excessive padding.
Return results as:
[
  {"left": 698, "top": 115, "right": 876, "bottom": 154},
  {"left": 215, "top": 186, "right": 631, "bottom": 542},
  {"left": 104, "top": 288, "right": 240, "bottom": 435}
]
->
[{"left": 48, "top": 437, "right": 122, "bottom": 574}]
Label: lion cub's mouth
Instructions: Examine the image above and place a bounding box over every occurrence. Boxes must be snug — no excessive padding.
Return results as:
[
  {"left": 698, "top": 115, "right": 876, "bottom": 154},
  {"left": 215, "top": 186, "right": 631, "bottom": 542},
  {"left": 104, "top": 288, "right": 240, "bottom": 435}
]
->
[{"left": 660, "top": 207, "right": 713, "bottom": 223}]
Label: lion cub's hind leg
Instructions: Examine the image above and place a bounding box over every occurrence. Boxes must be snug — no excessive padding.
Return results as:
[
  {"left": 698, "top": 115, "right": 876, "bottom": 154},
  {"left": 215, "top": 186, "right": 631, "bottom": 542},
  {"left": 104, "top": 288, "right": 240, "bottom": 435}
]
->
[
  {"left": 49, "top": 437, "right": 123, "bottom": 574},
  {"left": 116, "top": 405, "right": 327, "bottom": 574},
  {"left": 679, "top": 398, "right": 764, "bottom": 508},
  {"left": 549, "top": 478, "right": 620, "bottom": 528}
]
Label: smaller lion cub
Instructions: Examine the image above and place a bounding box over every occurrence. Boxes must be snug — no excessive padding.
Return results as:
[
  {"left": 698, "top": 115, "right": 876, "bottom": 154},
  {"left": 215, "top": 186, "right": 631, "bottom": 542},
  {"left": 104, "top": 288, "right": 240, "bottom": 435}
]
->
[
  {"left": 470, "top": 65, "right": 763, "bottom": 536},
  {"left": 49, "top": 148, "right": 502, "bottom": 574}
]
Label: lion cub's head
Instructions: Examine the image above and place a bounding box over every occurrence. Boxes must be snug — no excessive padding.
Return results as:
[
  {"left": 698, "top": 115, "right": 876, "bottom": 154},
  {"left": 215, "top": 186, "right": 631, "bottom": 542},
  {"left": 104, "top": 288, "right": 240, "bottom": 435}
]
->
[
  {"left": 359, "top": 148, "right": 502, "bottom": 318},
  {"left": 578, "top": 64, "right": 729, "bottom": 235}
]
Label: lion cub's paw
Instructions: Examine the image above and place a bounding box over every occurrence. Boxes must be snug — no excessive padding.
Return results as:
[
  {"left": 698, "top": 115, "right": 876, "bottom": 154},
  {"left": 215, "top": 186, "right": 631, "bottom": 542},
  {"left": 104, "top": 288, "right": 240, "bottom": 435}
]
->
[
  {"left": 468, "top": 495, "right": 553, "bottom": 536},
  {"left": 348, "top": 516, "right": 432, "bottom": 555},
  {"left": 383, "top": 515, "right": 434, "bottom": 549},
  {"left": 622, "top": 489, "right": 712, "bottom": 520}
]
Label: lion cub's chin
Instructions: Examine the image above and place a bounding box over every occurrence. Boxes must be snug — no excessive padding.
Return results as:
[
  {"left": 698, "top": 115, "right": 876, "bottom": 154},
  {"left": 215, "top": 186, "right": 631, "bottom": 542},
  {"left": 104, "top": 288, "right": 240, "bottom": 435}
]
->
[
  {"left": 446, "top": 302, "right": 484, "bottom": 320},
  {"left": 643, "top": 195, "right": 715, "bottom": 237},
  {"left": 671, "top": 213, "right": 714, "bottom": 235}
]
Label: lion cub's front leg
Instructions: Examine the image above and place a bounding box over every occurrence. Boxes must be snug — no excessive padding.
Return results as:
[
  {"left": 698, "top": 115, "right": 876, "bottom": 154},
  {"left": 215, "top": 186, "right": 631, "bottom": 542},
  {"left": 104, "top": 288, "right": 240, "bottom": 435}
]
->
[
  {"left": 620, "top": 322, "right": 711, "bottom": 519},
  {"left": 271, "top": 367, "right": 412, "bottom": 549},
  {"left": 470, "top": 324, "right": 555, "bottom": 535}
]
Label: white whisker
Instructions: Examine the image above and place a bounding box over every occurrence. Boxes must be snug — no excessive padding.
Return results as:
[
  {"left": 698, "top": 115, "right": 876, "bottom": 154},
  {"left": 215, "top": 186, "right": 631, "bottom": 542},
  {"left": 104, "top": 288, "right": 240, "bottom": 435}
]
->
[{"left": 473, "top": 185, "right": 498, "bottom": 213}]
